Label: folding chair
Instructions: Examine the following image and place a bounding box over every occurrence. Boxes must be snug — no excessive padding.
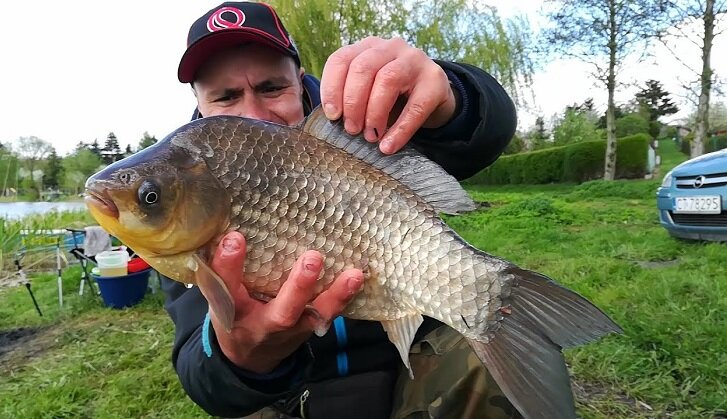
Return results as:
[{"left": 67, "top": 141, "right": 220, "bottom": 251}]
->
[{"left": 65, "top": 227, "right": 135, "bottom": 296}]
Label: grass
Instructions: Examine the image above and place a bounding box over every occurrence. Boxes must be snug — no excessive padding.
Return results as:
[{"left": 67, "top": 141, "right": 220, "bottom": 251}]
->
[
  {"left": 1, "top": 139, "right": 724, "bottom": 418},
  {"left": 0, "top": 268, "right": 207, "bottom": 418},
  {"left": 0, "top": 210, "right": 96, "bottom": 275}
]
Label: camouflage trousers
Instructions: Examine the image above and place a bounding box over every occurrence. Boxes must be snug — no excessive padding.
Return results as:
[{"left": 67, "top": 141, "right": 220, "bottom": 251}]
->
[{"left": 242, "top": 325, "right": 521, "bottom": 419}]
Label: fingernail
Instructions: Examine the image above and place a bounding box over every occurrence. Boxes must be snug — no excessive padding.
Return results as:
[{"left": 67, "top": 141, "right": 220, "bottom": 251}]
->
[
  {"left": 344, "top": 119, "right": 359, "bottom": 135},
  {"left": 324, "top": 103, "right": 340, "bottom": 120},
  {"left": 380, "top": 138, "right": 394, "bottom": 154},
  {"left": 303, "top": 256, "right": 321, "bottom": 275},
  {"left": 222, "top": 236, "right": 240, "bottom": 252},
  {"left": 348, "top": 275, "right": 363, "bottom": 293},
  {"left": 364, "top": 127, "right": 377, "bottom": 142}
]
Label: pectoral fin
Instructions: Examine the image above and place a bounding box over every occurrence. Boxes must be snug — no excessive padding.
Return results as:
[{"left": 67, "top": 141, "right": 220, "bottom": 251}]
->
[
  {"left": 190, "top": 254, "right": 236, "bottom": 333},
  {"left": 381, "top": 314, "right": 424, "bottom": 379}
]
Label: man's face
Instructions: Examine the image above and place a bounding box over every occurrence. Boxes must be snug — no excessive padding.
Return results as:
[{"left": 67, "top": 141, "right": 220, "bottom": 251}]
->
[{"left": 193, "top": 44, "right": 305, "bottom": 126}]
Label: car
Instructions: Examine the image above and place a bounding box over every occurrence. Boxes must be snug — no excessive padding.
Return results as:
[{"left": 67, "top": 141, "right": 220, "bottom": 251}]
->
[{"left": 656, "top": 148, "right": 727, "bottom": 241}]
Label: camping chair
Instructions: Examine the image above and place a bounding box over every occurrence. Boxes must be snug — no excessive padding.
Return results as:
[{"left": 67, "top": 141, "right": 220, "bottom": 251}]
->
[{"left": 65, "top": 227, "right": 136, "bottom": 296}]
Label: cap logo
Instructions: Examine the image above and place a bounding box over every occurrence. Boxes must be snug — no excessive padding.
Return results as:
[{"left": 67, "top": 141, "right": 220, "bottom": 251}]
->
[{"left": 206, "top": 7, "right": 246, "bottom": 32}]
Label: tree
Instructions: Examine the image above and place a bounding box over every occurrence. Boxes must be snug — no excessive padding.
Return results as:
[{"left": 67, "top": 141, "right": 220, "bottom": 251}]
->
[
  {"left": 268, "top": 0, "right": 535, "bottom": 104},
  {"left": 598, "top": 105, "right": 625, "bottom": 129},
  {"left": 138, "top": 131, "right": 158, "bottom": 150},
  {"left": 615, "top": 113, "right": 651, "bottom": 137},
  {"left": 504, "top": 133, "right": 527, "bottom": 154},
  {"left": 543, "top": 0, "right": 671, "bottom": 180},
  {"left": 403, "top": 1, "right": 535, "bottom": 104},
  {"left": 43, "top": 148, "right": 63, "bottom": 189},
  {"left": 14, "top": 136, "right": 53, "bottom": 198},
  {"left": 634, "top": 79, "right": 679, "bottom": 138},
  {"left": 635, "top": 80, "right": 679, "bottom": 121},
  {"left": 103, "top": 132, "right": 123, "bottom": 164},
  {"left": 552, "top": 108, "right": 599, "bottom": 146},
  {"left": 0, "top": 149, "right": 19, "bottom": 195},
  {"left": 686, "top": 100, "right": 727, "bottom": 130},
  {"left": 124, "top": 144, "right": 133, "bottom": 156},
  {"left": 90, "top": 139, "right": 102, "bottom": 157},
  {"left": 529, "top": 116, "right": 550, "bottom": 150},
  {"left": 660, "top": 0, "right": 726, "bottom": 157},
  {"left": 62, "top": 149, "right": 104, "bottom": 194}
]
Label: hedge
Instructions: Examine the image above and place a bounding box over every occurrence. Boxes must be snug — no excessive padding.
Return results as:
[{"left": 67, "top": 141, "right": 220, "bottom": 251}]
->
[
  {"left": 467, "top": 134, "right": 651, "bottom": 185},
  {"left": 680, "top": 134, "right": 727, "bottom": 155}
]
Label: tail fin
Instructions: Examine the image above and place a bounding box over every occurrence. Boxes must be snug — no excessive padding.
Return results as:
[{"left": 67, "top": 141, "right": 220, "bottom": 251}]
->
[{"left": 467, "top": 267, "right": 622, "bottom": 419}]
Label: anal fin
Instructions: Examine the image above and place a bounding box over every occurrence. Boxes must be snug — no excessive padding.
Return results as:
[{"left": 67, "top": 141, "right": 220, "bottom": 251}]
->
[
  {"left": 381, "top": 314, "right": 424, "bottom": 379},
  {"left": 191, "top": 254, "right": 236, "bottom": 333}
]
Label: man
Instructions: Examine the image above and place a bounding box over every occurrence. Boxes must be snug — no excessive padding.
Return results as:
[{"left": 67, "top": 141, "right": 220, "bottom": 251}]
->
[{"left": 162, "top": 2, "right": 520, "bottom": 418}]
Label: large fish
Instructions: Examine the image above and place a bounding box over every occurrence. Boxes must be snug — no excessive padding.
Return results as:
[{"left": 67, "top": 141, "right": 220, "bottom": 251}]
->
[{"left": 84, "top": 106, "right": 621, "bottom": 419}]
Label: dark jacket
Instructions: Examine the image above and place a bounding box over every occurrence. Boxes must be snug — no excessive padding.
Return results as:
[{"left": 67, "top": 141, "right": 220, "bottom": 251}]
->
[{"left": 162, "top": 60, "right": 517, "bottom": 418}]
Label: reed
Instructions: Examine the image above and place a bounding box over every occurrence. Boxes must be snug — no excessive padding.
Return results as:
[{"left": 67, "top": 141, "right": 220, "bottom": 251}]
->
[{"left": 0, "top": 210, "right": 95, "bottom": 278}]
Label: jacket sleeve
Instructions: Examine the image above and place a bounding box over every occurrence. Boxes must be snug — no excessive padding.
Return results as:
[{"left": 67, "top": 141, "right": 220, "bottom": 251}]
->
[
  {"left": 161, "top": 276, "right": 309, "bottom": 417},
  {"left": 410, "top": 60, "right": 517, "bottom": 181}
]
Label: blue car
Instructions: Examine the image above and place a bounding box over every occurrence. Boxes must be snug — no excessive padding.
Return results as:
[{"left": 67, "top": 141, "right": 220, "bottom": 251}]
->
[{"left": 657, "top": 148, "right": 727, "bottom": 241}]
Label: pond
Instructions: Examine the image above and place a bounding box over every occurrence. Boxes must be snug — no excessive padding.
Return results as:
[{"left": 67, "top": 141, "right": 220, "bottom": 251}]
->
[{"left": 0, "top": 201, "right": 88, "bottom": 220}]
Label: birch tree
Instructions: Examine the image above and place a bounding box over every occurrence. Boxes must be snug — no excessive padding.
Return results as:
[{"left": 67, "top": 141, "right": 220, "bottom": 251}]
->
[
  {"left": 543, "top": 0, "right": 671, "bottom": 180},
  {"left": 660, "top": 0, "right": 726, "bottom": 157}
]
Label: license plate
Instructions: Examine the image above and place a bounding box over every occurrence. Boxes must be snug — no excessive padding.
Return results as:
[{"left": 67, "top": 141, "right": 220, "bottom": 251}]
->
[{"left": 674, "top": 196, "right": 722, "bottom": 214}]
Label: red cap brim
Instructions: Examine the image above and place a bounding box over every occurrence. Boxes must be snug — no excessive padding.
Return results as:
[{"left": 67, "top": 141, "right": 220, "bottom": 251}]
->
[{"left": 177, "top": 29, "right": 294, "bottom": 83}]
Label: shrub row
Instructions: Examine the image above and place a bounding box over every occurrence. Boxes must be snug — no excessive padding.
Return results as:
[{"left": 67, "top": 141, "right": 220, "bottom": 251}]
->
[
  {"left": 467, "top": 134, "right": 651, "bottom": 185},
  {"left": 680, "top": 134, "right": 727, "bottom": 155}
]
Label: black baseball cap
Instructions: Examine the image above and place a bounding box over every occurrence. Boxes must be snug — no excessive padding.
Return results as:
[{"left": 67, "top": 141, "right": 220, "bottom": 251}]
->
[{"left": 178, "top": 1, "right": 301, "bottom": 83}]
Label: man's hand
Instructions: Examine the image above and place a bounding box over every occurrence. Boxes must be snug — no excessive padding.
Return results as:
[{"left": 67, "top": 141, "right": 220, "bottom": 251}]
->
[
  {"left": 208, "top": 231, "right": 364, "bottom": 374},
  {"left": 320, "top": 36, "right": 457, "bottom": 155}
]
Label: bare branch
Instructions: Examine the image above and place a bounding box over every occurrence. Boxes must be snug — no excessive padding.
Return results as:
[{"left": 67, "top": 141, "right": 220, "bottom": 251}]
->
[{"left": 656, "top": 37, "right": 701, "bottom": 75}]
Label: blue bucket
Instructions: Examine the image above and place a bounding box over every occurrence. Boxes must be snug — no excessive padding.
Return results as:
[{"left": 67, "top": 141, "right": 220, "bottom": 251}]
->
[{"left": 93, "top": 268, "right": 151, "bottom": 309}]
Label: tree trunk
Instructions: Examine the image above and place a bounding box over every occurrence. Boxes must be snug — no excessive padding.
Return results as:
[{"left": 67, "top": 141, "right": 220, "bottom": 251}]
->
[
  {"left": 692, "top": 0, "right": 715, "bottom": 158},
  {"left": 604, "top": 0, "right": 618, "bottom": 180}
]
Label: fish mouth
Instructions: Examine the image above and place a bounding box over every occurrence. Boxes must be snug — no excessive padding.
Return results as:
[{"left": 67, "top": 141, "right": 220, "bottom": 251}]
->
[{"left": 84, "top": 188, "right": 119, "bottom": 218}]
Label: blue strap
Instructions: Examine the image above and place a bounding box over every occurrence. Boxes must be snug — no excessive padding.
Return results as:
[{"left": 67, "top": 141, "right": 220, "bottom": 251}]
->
[
  {"left": 333, "top": 316, "right": 349, "bottom": 376},
  {"left": 202, "top": 311, "right": 212, "bottom": 358}
]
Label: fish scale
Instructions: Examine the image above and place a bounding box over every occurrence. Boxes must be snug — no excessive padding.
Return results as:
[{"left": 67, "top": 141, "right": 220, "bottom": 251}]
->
[{"left": 84, "top": 106, "right": 622, "bottom": 419}]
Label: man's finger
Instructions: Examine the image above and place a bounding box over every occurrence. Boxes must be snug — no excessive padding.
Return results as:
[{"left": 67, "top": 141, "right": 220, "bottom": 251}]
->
[
  {"left": 363, "top": 58, "right": 409, "bottom": 144},
  {"left": 379, "top": 83, "right": 441, "bottom": 154},
  {"left": 320, "top": 37, "right": 381, "bottom": 121},
  {"left": 306, "top": 268, "right": 364, "bottom": 326},
  {"left": 342, "top": 47, "right": 397, "bottom": 138},
  {"left": 265, "top": 250, "right": 323, "bottom": 331}
]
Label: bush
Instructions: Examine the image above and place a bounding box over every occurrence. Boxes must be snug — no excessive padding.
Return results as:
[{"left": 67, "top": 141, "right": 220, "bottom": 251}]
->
[
  {"left": 467, "top": 134, "right": 651, "bottom": 185},
  {"left": 563, "top": 141, "right": 605, "bottom": 182},
  {"left": 680, "top": 133, "right": 727, "bottom": 155},
  {"left": 616, "top": 133, "right": 651, "bottom": 178},
  {"left": 707, "top": 134, "right": 727, "bottom": 152},
  {"left": 615, "top": 114, "right": 650, "bottom": 138}
]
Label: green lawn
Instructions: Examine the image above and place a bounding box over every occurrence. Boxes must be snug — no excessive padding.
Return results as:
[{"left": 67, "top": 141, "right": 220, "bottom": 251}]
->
[{"left": 1, "top": 139, "right": 725, "bottom": 418}]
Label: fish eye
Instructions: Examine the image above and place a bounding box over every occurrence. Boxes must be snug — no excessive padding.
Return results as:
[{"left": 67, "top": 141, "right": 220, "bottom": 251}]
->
[{"left": 138, "top": 181, "right": 161, "bottom": 206}]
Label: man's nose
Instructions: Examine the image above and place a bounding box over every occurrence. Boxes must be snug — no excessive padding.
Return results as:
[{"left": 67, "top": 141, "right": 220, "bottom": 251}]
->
[{"left": 235, "top": 97, "right": 272, "bottom": 122}]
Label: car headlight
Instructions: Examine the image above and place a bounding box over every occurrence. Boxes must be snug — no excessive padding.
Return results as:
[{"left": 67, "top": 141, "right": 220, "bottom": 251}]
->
[{"left": 660, "top": 171, "right": 673, "bottom": 187}]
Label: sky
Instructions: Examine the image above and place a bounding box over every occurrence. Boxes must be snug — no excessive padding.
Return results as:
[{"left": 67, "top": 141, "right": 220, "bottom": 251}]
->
[{"left": 1, "top": 1, "right": 725, "bottom": 156}]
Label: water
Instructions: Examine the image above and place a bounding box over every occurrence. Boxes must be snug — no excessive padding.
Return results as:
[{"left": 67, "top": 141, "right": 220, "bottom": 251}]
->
[{"left": 0, "top": 201, "right": 88, "bottom": 220}]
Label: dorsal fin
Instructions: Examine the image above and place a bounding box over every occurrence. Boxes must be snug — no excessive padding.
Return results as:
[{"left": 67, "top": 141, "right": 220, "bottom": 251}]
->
[{"left": 302, "top": 106, "right": 476, "bottom": 215}]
